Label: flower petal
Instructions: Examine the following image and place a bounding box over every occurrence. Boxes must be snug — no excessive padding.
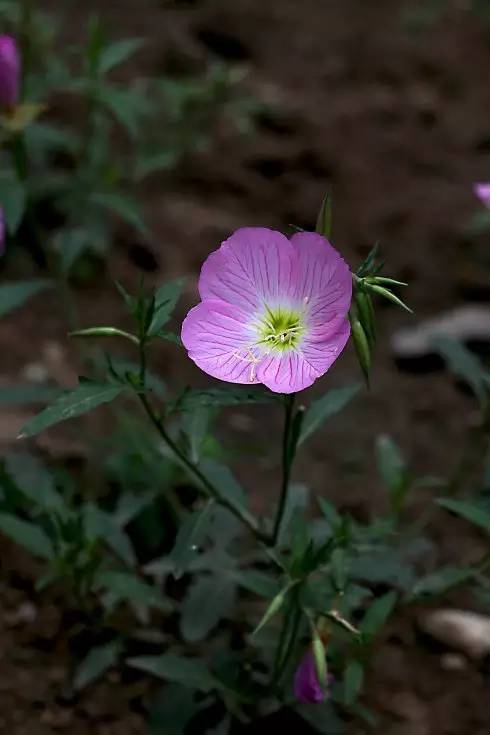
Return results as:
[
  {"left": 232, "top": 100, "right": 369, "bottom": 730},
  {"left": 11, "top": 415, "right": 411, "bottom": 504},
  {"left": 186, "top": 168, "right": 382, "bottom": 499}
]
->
[
  {"left": 289, "top": 232, "right": 352, "bottom": 325},
  {"left": 199, "top": 227, "right": 295, "bottom": 313},
  {"left": 474, "top": 182, "right": 490, "bottom": 209},
  {"left": 181, "top": 299, "right": 260, "bottom": 385}
]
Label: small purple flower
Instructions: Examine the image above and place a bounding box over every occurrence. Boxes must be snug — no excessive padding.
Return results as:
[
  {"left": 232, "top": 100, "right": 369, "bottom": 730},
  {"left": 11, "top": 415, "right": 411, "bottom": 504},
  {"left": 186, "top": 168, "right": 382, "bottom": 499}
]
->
[
  {"left": 181, "top": 228, "right": 352, "bottom": 393},
  {"left": 0, "top": 35, "right": 20, "bottom": 110},
  {"left": 294, "top": 650, "right": 329, "bottom": 704},
  {"left": 474, "top": 182, "right": 490, "bottom": 209}
]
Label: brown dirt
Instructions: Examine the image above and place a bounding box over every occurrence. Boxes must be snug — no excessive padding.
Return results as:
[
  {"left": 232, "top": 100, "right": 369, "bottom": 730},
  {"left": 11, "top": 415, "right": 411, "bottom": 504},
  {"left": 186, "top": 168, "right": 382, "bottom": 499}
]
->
[{"left": 1, "top": 0, "right": 490, "bottom": 732}]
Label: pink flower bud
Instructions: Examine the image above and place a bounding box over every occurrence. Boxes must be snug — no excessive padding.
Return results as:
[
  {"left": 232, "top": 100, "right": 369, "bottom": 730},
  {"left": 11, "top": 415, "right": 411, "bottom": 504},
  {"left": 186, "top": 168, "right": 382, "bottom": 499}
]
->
[
  {"left": 0, "top": 35, "right": 20, "bottom": 110},
  {"left": 293, "top": 650, "right": 333, "bottom": 704}
]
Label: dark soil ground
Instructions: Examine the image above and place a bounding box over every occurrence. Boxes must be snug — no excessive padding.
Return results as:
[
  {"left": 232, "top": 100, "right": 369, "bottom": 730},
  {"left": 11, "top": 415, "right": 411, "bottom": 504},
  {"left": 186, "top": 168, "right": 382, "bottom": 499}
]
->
[{"left": 1, "top": 0, "right": 490, "bottom": 732}]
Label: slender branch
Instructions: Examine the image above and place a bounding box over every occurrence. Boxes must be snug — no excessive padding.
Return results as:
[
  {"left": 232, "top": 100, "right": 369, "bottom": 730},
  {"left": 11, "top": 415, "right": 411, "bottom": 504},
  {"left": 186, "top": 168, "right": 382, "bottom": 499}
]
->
[
  {"left": 137, "top": 391, "right": 268, "bottom": 543},
  {"left": 271, "top": 393, "right": 296, "bottom": 546}
]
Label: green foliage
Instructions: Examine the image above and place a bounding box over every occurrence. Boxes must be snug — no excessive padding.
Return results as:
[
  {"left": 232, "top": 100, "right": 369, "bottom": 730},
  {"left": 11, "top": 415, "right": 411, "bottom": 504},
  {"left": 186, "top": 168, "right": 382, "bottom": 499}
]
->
[
  {"left": 0, "top": 280, "right": 52, "bottom": 317},
  {"left": 19, "top": 381, "right": 126, "bottom": 437}
]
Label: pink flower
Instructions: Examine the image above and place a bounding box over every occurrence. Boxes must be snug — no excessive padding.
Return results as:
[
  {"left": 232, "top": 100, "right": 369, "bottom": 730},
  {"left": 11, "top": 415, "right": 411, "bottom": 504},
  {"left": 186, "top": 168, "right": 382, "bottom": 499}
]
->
[
  {"left": 181, "top": 228, "right": 351, "bottom": 394},
  {"left": 0, "top": 35, "right": 20, "bottom": 109},
  {"left": 474, "top": 182, "right": 490, "bottom": 209},
  {"left": 294, "top": 650, "right": 330, "bottom": 704}
]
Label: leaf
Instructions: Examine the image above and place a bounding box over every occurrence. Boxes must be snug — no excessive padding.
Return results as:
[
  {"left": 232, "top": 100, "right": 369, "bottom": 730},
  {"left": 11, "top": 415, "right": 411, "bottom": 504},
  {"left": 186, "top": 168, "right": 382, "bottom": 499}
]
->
[
  {"left": 277, "top": 482, "right": 309, "bottom": 545},
  {"left": 0, "top": 280, "right": 52, "bottom": 318},
  {"left": 0, "top": 384, "right": 59, "bottom": 405},
  {"left": 252, "top": 582, "right": 293, "bottom": 636},
  {"left": 5, "top": 452, "right": 67, "bottom": 517},
  {"left": 128, "top": 653, "right": 217, "bottom": 691},
  {"left": 148, "top": 278, "right": 185, "bottom": 336},
  {"left": 148, "top": 684, "right": 198, "bottom": 735},
  {"left": 315, "top": 193, "right": 332, "bottom": 239},
  {"left": 408, "top": 566, "right": 475, "bottom": 600},
  {"left": 84, "top": 503, "right": 136, "bottom": 566},
  {"left": 55, "top": 227, "right": 93, "bottom": 274},
  {"left": 317, "top": 497, "right": 341, "bottom": 529},
  {"left": 296, "top": 702, "right": 345, "bottom": 734},
  {"left": 231, "top": 569, "right": 280, "bottom": 598},
  {"left": 180, "top": 574, "right": 236, "bottom": 642},
  {"left": 95, "top": 570, "right": 171, "bottom": 614},
  {"left": 18, "top": 382, "right": 125, "bottom": 438},
  {"left": 360, "top": 590, "right": 397, "bottom": 639},
  {"left": 0, "top": 513, "right": 54, "bottom": 559},
  {"left": 376, "top": 435, "right": 405, "bottom": 492},
  {"left": 376, "top": 435, "right": 409, "bottom": 512},
  {"left": 433, "top": 337, "right": 489, "bottom": 407},
  {"left": 99, "top": 38, "right": 144, "bottom": 74},
  {"left": 91, "top": 191, "right": 147, "bottom": 234},
  {"left": 176, "top": 386, "right": 276, "bottom": 411},
  {"left": 343, "top": 660, "right": 364, "bottom": 706},
  {"left": 437, "top": 498, "right": 490, "bottom": 533},
  {"left": 331, "top": 547, "right": 347, "bottom": 592},
  {"left": 73, "top": 641, "right": 121, "bottom": 690},
  {"left": 299, "top": 384, "right": 361, "bottom": 445},
  {"left": 198, "top": 459, "right": 248, "bottom": 516},
  {"left": 98, "top": 86, "right": 146, "bottom": 138},
  {"left": 169, "top": 502, "right": 214, "bottom": 578},
  {"left": 0, "top": 171, "right": 25, "bottom": 234}
]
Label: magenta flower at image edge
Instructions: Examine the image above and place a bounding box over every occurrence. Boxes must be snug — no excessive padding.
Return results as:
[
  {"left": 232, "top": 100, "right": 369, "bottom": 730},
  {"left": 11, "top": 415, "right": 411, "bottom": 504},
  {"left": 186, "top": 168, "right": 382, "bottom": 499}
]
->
[
  {"left": 0, "top": 35, "right": 20, "bottom": 110},
  {"left": 474, "top": 182, "right": 490, "bottom": 208},
  {"left": 181, "top": 228, "right": 352, "bottom": 394},
  {"left": 294, "top": 649, "right": 332, "bottom": 704}
]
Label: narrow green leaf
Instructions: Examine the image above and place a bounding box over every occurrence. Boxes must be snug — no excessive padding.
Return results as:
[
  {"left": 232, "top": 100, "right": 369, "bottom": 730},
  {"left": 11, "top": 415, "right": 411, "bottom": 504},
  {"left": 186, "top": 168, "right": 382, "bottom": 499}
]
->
[
  {"left": 360, "top": 590, "right": 397, "bottom": 639},
  {"left": 0, "top": 513, "right": 54, "bottom": 559},
  {"left": 175, "top": 386, "right": 276, "bottom": 411},
  {"left": 84, "top": 503, "right": 136, "bottom": 566},
  {"left": 169, "top": 502, "right": 214, "bottom": 577},
  {"left": 5, "top": 452, "right": 67, "bottom": 517},
  {"left": 408, "top": 566, "right": 475, "bottom": 600},
  {"left": 198, "top": 459, "right": 248, "bottom": 515},
  {"left": 366, "top": 284, "right": 413, "bottom": 313},
  {"left": 99, "top": 38, "right": 144, "bottom": 74},
  {"left": 231, "top": 569, "right": 280, "bottom": 598},
  {"left": 299, "top": 384, "right": 361, "bottom": 445},
  {"left": 0, "top": 384, "right": 59, "bottom": 405},
  {"left": 70, "top": 326, "right": 139, "bottom": 345},
  {"left": 0, "top": 171, "right": 25, "bottom": 234},
  {"left": 344, "top": 659, "right": 364, "bottom": 705},
  {"left": 18, "top": 382, "right": 125, "bottom": 438},
  {"left": 0, "top": 280, "right": 52, "bottom": 317},
  {"left": 317, "top": 497, "right": 341, "bottom": 528},
  {"left": 433, "top": 337, "right": 489, "bottom": 407},
  {"left": 252, "top": 582, "right": 294, "bottom": 636},
  {"left": 148, "top": 278, "right": 185, "bottom": 336},
  {"left": 95, "top": 570, "right": 171, "bottom": 613},
  {"left": 437, "top": 498, "right": 490, "bottom": 533},
  {"left": 128, "top": 653, "right": 217, "bottom": 691},
  {"left": 331, "top": 547, "right": 347, "bottom": 592},
  {"left": 180, "top": 574, "right": 236, "bottom": 642},
  {"left": 92, "top": 191, "right": 147, "bottom": 234},
  {"left": 74, "top": 641, "right": 121, "bottom": 691},
  {"left": 315, "top": 193, "right": 332, "bottom": 239}
]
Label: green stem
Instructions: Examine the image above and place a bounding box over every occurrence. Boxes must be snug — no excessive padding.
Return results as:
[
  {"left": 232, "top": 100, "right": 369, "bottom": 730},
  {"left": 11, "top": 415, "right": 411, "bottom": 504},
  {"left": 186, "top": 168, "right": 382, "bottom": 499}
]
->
[
  {"left": 137, "top": 391, "right": 268, "bottom": 543},
  {"left": 271, "top": 393, "right": 296, "bottom": 546}
]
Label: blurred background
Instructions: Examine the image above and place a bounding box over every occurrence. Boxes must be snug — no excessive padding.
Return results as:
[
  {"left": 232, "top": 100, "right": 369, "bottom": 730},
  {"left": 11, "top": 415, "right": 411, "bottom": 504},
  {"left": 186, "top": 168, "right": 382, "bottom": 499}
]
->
[{"left": 1, "top": 0, "right": 490, "bottom": 733}]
